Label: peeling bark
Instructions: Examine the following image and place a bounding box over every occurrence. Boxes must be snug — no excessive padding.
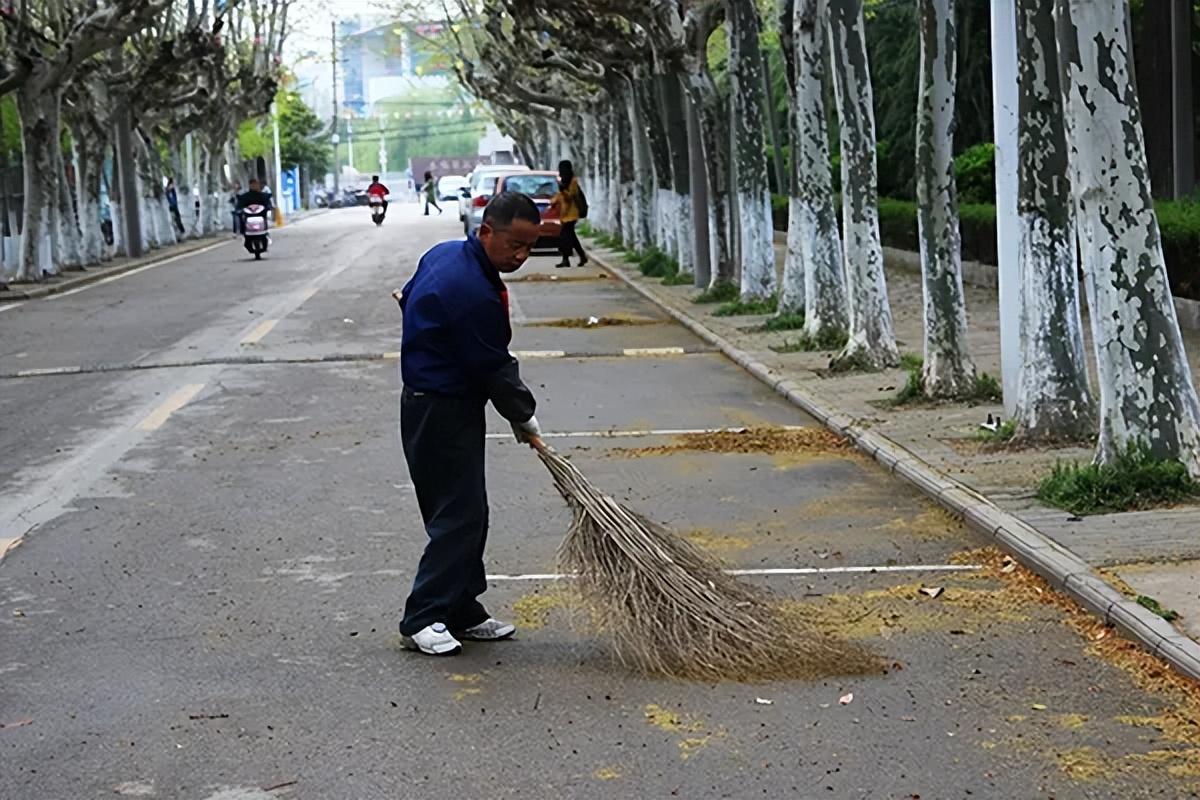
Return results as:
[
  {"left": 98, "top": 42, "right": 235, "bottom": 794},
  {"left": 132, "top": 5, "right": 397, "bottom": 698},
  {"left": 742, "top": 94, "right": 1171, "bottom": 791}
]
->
[
  {"left": 692, "top": 68, "right": 735, "bottom": 286},
  {"left": 793, "top": 0, "right": 848, "bottom": 339},
  {"left": 728, "top": 0, "right": 778, "bottom": 301},
  {"left": 1012, "top": 0, "right": 1095, "bottom": 442},
  {"left": 916, "top": 0, "right": 976, "bottom": 397},
  {"left": 15, "top": 90, "right": 62, "bottom": 281},
  {"left": 827, "top": 0, "right": 899, "bottom": 369},
  {"left": 1058, "top": 0, "right": 1200, "bottom": 474},
  {"left": 626, "top": 79, "right": 658, "bottom": 251}
]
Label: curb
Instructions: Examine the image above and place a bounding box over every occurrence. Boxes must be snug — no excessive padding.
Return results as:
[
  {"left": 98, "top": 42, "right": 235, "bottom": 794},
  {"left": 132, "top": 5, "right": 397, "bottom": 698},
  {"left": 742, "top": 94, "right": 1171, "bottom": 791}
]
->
[
  {"left": 592, "top": 248, "right": 1200, "bottom": 683},
  {"left": 1, "top": 237, "right": 233, "bottom": 301}
]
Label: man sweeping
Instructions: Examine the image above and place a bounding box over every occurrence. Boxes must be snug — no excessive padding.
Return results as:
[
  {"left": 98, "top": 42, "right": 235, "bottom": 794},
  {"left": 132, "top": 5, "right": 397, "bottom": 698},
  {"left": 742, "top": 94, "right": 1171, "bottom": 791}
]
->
[{"left": 394, "top": 192, "right": 544, "bottom": 656}]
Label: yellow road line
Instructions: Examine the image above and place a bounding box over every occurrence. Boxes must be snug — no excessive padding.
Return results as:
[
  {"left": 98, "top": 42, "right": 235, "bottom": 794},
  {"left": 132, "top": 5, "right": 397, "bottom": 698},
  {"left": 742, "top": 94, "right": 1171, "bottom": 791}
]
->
[
  {"left": 241, "top": 318, "right": 279, "bottom": 345},
  {"left": 136, "top": 383, "right": 206, "bottom": 431},
  {"left": 300, "top": 286, "right": 320, "bottom": 301}
]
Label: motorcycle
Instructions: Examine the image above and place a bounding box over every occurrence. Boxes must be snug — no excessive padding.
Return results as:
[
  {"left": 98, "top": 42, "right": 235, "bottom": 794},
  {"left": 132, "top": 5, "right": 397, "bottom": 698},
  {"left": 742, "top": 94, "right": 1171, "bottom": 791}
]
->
[
  {"left": 241, "top": 204, "right": 270, "bottom": 259},
  {"left": 369, "top": 195, "right": 386, "bottom": 226}
]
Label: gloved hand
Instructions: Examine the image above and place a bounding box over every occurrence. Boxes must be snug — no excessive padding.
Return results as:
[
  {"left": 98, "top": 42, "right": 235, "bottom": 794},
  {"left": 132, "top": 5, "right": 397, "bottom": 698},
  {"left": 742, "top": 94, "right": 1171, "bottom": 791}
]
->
[{"left": 512, "top": 415, "right": 542, "bottom": 446}]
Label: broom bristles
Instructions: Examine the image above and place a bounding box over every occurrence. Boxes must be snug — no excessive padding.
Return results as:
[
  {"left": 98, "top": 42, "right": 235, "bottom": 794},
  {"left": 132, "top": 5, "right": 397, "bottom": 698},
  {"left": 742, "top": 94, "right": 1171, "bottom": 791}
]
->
[{"left": 537, "top": 446, "right": 881, "bottom": 682}]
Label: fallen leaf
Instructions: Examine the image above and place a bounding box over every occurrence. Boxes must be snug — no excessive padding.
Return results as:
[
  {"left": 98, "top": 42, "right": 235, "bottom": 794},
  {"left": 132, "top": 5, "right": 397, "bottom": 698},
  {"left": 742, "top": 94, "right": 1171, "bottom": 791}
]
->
[
  {"left": 0, "top": 718, "right": 33, "bottom": 730},
  {"left": 755, "top": 698, "right": 774, "bottom": 706},
  {"left": 1031, "top": 703, "right": 1047, "bottom": 711},
  {"left": 839, "top": 693, "right": 854, "bottom": 706},
  {"left": 1000, "top": 558, "right": 1018, "bottom": 574},
  {"left": 919, "top": 586, "right": 945, "bottom": 599},
  {"left": 1094, "top": 629, "right": 1109, "bottom": 641},
  {"left": 11, "top": 609, "right": 24, "bottom": 617}
]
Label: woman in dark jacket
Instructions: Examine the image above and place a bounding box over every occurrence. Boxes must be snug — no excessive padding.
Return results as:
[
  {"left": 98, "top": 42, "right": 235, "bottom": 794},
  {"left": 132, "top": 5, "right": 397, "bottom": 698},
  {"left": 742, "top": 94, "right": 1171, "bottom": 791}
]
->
[{"left": 551, "top": 160, "right": 587, "bottom": 268}]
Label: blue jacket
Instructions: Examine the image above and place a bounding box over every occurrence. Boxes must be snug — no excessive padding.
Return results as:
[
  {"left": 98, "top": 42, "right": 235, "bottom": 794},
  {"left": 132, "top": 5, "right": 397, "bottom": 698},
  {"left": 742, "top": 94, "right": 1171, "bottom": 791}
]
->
[{"left": 399, "top": 236, "right": 535, "bottom": 423}]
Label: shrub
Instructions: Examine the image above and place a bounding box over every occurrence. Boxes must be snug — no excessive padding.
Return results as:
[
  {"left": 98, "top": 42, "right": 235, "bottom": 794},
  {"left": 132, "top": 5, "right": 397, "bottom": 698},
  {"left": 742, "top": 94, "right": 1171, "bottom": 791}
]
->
[
  {"left": 694, "top": 281, "right": 739, "bottom": 304},
  {"left": 1036, "top": 442, "right": 1200, "bottom": 515},
  {"left": 771, "top": 327, "right": 849, "bottom": 353},
  {"left": 663, "top": 271, "right": 695, "bottom": 286},
  {"left": 954, "top": 143, "right": 996, "bottom": 205},
  {"left": 714, "top": 295, "right": 779, "bottom": 317},
  {"left": 761, "top": 313, "right": 806, "bottom": 332}
]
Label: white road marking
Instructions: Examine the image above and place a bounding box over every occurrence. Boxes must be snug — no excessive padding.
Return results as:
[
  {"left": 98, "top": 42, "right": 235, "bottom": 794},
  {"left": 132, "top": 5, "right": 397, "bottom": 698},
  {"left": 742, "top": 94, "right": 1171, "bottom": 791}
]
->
[
  {"left": 300, "top": 285, "right": 320, "bottom": 301},
  {"left": 485, "top": 564, "right": 982, "bottom": 582},
  {"left": 15, "top": 366, "right": 83, "bottom": 377},
  {"left": 136, "top": 383, "right": 206, "bottom": 431},
  {"left": 46, "top": 240, "right": 232, "bottom": 300},
  {"left": 240, "top": 319, "right": 279, "bottom": 345},
  {"left": 512, "top": 349, "right": 566, "bottom": 359},
  {"left": 623, "top": 346, "right": 686, "bottom": 357},
  {"left": 484, "top": 425, "right": 805, "bottom": 440},
  {"left": 382, "top": 351, "right": 401, "bottom": 360},
  {"left": 0, "top": 302, "right": 23, "bottom": 314}
]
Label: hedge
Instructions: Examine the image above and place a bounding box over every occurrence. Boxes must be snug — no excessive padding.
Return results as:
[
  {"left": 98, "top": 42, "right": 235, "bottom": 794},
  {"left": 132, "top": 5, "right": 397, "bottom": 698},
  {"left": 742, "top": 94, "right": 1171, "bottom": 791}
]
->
[{"left": 771, "top": 195, "right": 1200, "bottom": 302}]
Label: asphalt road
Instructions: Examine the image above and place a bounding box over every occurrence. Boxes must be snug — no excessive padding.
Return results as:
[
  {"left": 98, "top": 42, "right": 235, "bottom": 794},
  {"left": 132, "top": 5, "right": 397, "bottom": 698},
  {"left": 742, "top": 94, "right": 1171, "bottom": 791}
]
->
[{"left": 1, "top": 203, "right": 1196, "bottom": 799}]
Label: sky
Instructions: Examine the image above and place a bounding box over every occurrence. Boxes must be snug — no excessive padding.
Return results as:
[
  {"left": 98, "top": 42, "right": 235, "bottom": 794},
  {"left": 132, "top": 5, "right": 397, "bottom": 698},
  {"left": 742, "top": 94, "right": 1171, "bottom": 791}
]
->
[{"left": 285, "top": 0, "right": 451, "bottom": 62}]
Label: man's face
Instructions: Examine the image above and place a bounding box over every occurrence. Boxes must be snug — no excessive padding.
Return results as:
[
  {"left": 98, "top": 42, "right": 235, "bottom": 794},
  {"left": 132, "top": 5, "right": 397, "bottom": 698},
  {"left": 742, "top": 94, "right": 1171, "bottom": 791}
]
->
[
  {"left": 249, "top": 180, "right": 261, "bottom": 191},
  {"left": 479, "top": 218, "right": 540, "bottom": 273}
]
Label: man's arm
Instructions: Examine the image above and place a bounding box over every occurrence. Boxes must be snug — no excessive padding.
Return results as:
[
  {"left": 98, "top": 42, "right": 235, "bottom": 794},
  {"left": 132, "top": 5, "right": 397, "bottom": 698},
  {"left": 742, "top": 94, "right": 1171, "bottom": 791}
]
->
[{"left": 451, "top": 295, "right": 535, "bottom": 423}]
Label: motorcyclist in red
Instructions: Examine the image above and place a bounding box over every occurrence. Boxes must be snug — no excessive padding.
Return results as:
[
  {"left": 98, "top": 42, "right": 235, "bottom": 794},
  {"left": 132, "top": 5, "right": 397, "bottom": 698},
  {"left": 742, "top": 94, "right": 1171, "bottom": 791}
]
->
[{"left": 367, "top": 175, "right": 390, "bottom": 218}]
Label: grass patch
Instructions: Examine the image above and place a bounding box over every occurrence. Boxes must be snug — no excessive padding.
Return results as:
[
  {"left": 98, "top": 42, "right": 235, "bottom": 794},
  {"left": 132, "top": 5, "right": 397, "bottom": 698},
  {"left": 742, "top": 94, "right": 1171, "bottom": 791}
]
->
[
  {"left": 595, "top": 232, "right": 626, "bottom": 251},
  {"left": 578, "top": 221, "right": 594, "bottom": 237},
  {"left": 636, "top": 247, "right": 678, "bottom": 278},
  {"left": 976, "top": 418, "right": 1017, "bottom": 444},
  {"left": 662, "top": 271, "right": 695, "bottom": 286},
  {"left": 693, "top": 281, "right": 738, "bottom": 304},
  {"left": 892, "top": 356, "right": 1005, "bottom": 406},
  {"left": 1036, "top": 442, "right": 1200, "bottom": 515},
  {"left": 1137, "top": 595, "right": 1181, "bottom": 623},
  {"left": 714, "top": 294, "right": 779, "bottom": 317},
  {"left": 760, "top": 313, "right": 806, "bottom": 332},
  {"left": 770, "top": 327, "right": 849, "bottom": 353}
]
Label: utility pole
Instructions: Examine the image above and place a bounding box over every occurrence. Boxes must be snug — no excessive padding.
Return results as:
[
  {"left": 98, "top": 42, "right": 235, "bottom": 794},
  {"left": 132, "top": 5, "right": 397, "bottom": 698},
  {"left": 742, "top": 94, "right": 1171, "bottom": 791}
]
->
[
  {"left": 272, "top": 101, "right": 285, "bottom": 222},
  {"left": 990, "top": 0, "right": 1018, "bottom": 417},
  {"left": 1172, "top": 1, "right": 1195, "bottom": 199},
  {"left": 331, "top": 19, "right": 340, "bottom": 194}
]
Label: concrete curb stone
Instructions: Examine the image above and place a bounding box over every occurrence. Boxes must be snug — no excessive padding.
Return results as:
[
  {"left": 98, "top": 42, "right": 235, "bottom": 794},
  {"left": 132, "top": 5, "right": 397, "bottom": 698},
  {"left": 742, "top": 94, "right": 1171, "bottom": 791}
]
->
[{"left": 591, "top": 249, "right": 1200, "bottom": 685}]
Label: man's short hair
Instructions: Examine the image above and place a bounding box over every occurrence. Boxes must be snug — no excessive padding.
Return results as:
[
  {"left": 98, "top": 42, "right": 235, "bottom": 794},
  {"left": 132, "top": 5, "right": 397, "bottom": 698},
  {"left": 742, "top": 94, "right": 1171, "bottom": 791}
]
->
[
  {"left": 482, "top": 191, "right": 541, "bottom": 230},
  {"left": 372, "top": 175, "right": 379, "bottom": 181}
]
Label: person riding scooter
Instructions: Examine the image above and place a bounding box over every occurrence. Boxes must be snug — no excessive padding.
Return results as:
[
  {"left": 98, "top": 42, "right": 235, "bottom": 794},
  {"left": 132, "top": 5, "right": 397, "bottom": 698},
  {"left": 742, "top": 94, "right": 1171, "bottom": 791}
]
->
[
  {"left": 236, "top": 178, "right": 274, "bottom": 258},
  {"left": 236, "top": 178, "right": 273, "bottom": 221},
  {"left": 366, "top": 175, "right": 389, "bottom": 221}
]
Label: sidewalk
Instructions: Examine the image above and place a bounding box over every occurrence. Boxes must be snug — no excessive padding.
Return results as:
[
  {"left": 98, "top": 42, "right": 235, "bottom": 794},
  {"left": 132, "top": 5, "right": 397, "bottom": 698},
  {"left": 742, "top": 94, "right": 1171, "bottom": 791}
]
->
[
  {"left": 584, "top": 233, "right": 1200, "bottom": 682},
  {"left": 0, "top": 208, "right": 327, "bottom": 302}
]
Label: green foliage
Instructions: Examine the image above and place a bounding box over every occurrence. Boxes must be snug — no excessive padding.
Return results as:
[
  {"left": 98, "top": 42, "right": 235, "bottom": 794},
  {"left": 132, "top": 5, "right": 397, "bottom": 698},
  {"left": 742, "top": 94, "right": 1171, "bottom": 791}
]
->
[
  {"left": 0, "top": 95, "right": 18, "bottom": 163},
  {"left": 955, "top": 143, "right": 996, "bottom": 204},
  {"left": 595, "top": 231, "right": 626, "bottom": 251},
  {"left": 637, "top": 247, "right": 679, "bottom": 278},
  {"left": 694, "top": 281, "right": 739, "bottom": 304},
  {"left": 277, "top": 90, "right": 331, "bottom": 177},
  {"left": 761, "top": 313, "right": 806, "bottom": 332},
  {"left": 238, "top": 118, "right": 271, "bottom": 160},
  {"left": 578, "top": 221, "right": 594, "bottom": 237},
  {"left": 1036, "top": 443, "right": 1200, "bottom": 515},
  {"left": 893, "top": 355, "right": 1003, "bottom": 405},
  {"left": 663, "top": 271, "right": 695, "bottom": 286},
  {"left": 714, "top": 294, "right": 779, "bottom": 317},
  {"left": 771, "top": 328, "right": 849, "bottom": 353},
  {"left": 1136, "top": 595, "right": 1180, "bottom": 622}
]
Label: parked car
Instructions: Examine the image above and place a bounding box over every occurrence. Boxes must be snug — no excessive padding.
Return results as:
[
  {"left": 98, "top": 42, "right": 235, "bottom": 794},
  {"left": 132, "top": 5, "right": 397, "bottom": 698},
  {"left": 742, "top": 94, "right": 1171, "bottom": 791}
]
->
[
  {"left": 491, "top": 171, "right": 563, "bottom": 252},
  {"left": 436, "top": 175, "right": 470, "bottom": 202},
  {"left": 460, "top": 163, "right": 530, "bottom": 227}
]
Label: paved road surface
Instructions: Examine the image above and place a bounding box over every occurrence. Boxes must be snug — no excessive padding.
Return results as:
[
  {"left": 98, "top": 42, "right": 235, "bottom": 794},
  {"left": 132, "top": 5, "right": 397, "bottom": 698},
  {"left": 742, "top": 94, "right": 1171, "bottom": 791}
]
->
[{"left": 1, "top": 204, "right": 1196, "bottom": 799}]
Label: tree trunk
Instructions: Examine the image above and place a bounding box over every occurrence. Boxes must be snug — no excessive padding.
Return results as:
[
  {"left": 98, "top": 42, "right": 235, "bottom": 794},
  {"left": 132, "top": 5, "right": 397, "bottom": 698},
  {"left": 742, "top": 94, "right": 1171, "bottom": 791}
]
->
[
  {"left": 1011, "top": 0, "right": 1095, "bottom": 442},
  {"left": 615, "top": 85, "right": 639, "bottom": 247},
  {"left": 728, "top": 0, "right": 778, "bottom": 301},
  {"left": 779, "top": 0, "right": 804, "bottom": 317},
  {"left": 606, "top": 104, "right": 624, "bottom": 239},
  {"left": 625, "top": 79, "right": 657, "bottom": 251},
  {"left": 1057, "top": 0, "right": 1200, "bottom": 473},
  {"left": 637, "top": 74, "right": 677, "bottom": 259},
  {"left": 14, "top": 89, "right": 61, "bottom": 281},
  {"left": 70, "top": 129, "right": 106, "bottom": 267},
  {"left": 792, "top": 0, "right": 848, "bottom": 340},
  {"left": 827, "top": 0, "right": 899, "bottom": 369},
  {"left": 658, "top": 72, "right": 695, "bottom": 274},
  {"left": 53, "top": 134, "right": 84, "bottom": 272},
  {"left": 916, "top": 0, "right": 976, "bottom": 397},
  {"left": 693, "top": 67, "right": 735, "bottom": 286}
]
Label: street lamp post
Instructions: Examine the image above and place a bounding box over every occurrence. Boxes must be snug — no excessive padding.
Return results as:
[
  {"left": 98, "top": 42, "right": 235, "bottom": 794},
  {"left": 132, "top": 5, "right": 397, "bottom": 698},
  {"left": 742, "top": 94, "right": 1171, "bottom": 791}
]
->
[
  {"left": 272, "top": 101, "right": 285, "bottom": 221},
  {"left": 990, "top": 0, "right": 1019, "bottom": 418}
]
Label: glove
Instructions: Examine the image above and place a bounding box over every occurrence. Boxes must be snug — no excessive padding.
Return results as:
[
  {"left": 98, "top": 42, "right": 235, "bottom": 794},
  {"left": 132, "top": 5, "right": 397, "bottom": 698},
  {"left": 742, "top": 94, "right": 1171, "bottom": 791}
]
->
[{"left": 512, "top": 415, "right": 542, "bottom": 445}]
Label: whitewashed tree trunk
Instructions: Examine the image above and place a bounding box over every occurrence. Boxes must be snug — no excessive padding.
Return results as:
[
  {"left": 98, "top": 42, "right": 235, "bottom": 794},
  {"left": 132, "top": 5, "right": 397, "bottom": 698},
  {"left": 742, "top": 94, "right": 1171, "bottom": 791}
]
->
[
  {"left": 693, "top": 66, "right": 735, "bottom": 287},
  {"left": 625, "top": 83, "right": 656, "bottom": 251},
  {"left": 1012, "top": 0, "right": 1095, "bottom": 442},
  {"left": 1057, "top": 0, "right": 1200, "bottom": 473},
  {"left": 916, "top": 0, "right": 976, "bottom": 397},
  {"left": 53, "top": 138, "right": 84, "bottom": 272},
  {"left": 780, "top": 202, "right": 806, "bottom": 314},
  {"left": 660, "top": 74, "right": 695, "bottom": 273},
  {"left": 827, "top": 0, "right": 899, "bottom": 369},
  {"left": 793, "top": 0, "right": 849, "bottom": 338},
  {"left": 606, "top": 105, "right": 623, "bottom": 239},
  {"left": 14, "top": 90, "right": 62, "bottom": 281},
  {"left": 71, "top": 134, "right": 106, "bottom": 266},
  {"left": 728, "top": 0, "right": 777, "bottom": 301}
]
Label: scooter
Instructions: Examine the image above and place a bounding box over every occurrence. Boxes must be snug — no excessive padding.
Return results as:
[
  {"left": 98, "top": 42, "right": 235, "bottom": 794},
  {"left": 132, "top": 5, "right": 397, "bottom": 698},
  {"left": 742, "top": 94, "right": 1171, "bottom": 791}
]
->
[
  {"left": 241, "top": 205, "right": 270, "bottom": 259},
  {"left": 369, "top": 195, "right": 386, "bottom": 226}
]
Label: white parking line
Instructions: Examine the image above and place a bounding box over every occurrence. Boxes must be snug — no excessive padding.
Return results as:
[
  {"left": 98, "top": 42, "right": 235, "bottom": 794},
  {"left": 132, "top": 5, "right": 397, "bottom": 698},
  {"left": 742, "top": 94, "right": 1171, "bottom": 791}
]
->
[
  {"left": 512, "top": 349, "right": 567, "bottom": 359},
  {"left": 486, "top": 564, "right": 981, "bottom": 582},
  {"left": 484, "top": 426, "right": 805, "bottom": 440},
  {"left": 47, "top": 240, "right": 232, "bottom": 300},
  {"left": 136, "top": 383, "right": 206, "bottom": 431},
  {"left": 15, "top": 366, "right": 83, "bottom": 377},
  {"left": 0, "top": 302, "right": 23, "bottom": 314},
  {"left": 623, "top": 347, "right": 686, "bottom": 357}
]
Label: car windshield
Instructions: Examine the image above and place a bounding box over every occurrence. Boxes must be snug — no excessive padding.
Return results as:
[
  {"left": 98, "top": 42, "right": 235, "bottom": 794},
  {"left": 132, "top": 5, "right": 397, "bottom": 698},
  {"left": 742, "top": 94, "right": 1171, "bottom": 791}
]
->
[
  {"left": 479, "top": 177, "right": 498, "bottom": 194},
  {"left": 502, "top": 174, "right": 559, "bottom": 199}
]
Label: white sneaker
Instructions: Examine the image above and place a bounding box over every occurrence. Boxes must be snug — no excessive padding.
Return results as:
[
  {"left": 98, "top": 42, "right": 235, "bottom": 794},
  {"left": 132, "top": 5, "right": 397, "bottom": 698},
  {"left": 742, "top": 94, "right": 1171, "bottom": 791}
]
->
[
  {"left": 456, "top": 618, "right": 516, "bottom": 641},
  {"left": 400, "top": 622, "right": 462, "bottom": 656}
]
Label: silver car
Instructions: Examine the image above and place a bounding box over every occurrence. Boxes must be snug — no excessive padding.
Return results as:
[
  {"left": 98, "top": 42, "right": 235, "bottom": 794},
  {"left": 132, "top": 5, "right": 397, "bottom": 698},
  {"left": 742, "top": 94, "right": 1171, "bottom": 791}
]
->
[{"left": 461, "top": 164, "right": 531, "bottom": 234}]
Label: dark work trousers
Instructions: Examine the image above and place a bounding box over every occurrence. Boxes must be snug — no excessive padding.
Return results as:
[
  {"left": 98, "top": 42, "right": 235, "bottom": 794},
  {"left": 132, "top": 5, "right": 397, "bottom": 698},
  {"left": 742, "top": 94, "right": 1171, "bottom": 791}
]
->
[
  {"left": 559, "top": 220, "right": 586, "bottom": 261},
  {"left": 399, "top": 388, "right": 491, "bottom": 635}
]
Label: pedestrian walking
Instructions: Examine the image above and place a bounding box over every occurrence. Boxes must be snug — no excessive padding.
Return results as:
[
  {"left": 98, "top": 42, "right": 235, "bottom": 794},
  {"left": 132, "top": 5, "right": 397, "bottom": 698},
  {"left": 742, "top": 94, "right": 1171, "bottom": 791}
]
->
[
  {"left": 229, "top": 181, "right": 242, "bottom": 234},
  {"left": 166, "top": 178, "right": 185, "bottom": 235},
  {"left": 394, "top": 191, "right": 544, "bottom": 656},
  {"left": 422, "top": 171, "right": 442, "bottom": 216},
  {"left": 552, "top": 160, "right": 587, "bottom": 268}
]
